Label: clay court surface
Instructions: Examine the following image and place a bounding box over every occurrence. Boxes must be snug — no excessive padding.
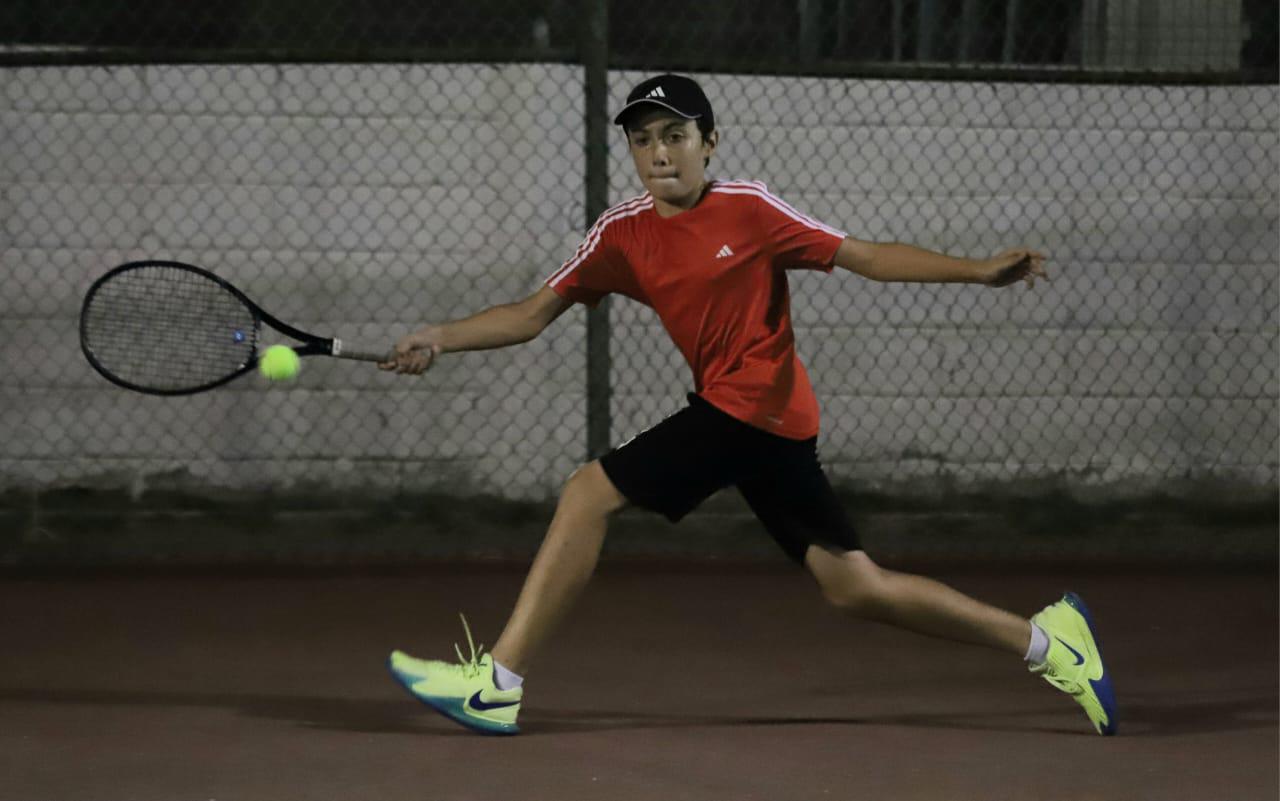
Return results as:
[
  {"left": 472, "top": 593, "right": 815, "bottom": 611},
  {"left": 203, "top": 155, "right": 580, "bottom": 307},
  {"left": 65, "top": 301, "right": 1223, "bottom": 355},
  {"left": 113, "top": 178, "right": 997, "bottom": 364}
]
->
[{"left": 2, "top": 565, "right": 1276, "bottom": 801}]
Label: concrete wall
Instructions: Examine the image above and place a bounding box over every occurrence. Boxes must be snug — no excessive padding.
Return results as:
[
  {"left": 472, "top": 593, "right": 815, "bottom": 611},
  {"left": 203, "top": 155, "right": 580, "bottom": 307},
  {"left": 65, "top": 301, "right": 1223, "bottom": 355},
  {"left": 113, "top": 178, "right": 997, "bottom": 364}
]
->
[{"left": 2, "top": 64, "right": 1276, "bottom": 502}]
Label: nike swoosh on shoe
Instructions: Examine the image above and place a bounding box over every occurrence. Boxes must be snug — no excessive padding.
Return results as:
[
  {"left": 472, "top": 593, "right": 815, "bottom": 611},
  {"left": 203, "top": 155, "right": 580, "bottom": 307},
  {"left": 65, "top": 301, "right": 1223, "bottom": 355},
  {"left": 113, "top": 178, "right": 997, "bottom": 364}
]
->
[
  {"left": 1057, "top": 636, "right": 1086, "bottom": 666},
  {"left": 468, "top": 691, "right": 519, "bottom": 711}
]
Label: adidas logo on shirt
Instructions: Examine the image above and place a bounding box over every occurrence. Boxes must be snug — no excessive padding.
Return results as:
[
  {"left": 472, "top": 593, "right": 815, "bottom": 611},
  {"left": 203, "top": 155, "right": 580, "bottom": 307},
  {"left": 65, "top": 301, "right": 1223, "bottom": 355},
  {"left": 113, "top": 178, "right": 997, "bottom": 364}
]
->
[
  {"left": 644, "top": 86, "right": 666, "bottom": 99},
  {"left": 715, "top": 244, "right": 734, "bottom": 259}
]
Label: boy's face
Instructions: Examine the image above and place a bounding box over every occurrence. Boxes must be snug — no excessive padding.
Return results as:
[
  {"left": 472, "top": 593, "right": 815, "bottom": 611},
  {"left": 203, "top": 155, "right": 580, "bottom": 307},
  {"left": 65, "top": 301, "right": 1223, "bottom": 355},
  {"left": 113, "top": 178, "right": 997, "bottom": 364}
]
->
[{"left": 625, "top": 108, "right": 717, "bottom": 208}]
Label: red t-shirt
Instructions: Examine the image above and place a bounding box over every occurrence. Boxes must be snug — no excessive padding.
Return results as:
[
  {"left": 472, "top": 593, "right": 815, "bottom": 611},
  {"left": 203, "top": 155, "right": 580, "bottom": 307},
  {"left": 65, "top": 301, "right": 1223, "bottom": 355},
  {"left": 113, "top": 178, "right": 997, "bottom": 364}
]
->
[{"left": 545, "top": 179, "right": 846, "bottom": 440}]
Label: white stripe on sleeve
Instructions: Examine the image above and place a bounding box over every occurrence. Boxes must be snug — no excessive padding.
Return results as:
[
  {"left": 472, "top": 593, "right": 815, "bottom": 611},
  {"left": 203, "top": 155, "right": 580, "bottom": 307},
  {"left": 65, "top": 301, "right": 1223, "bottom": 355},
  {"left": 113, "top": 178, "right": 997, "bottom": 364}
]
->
[
  {"left": 711, "top": 184, "right": 845, "bottom": 239},
  {"left": 546, "top": 196, "right": 653, "bottom": 287}
]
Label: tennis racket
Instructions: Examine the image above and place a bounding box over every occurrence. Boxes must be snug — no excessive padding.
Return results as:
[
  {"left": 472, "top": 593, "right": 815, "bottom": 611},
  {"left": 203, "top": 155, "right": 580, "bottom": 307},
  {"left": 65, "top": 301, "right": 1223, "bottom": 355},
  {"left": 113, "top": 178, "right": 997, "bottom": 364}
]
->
[{"left": 80, "top": 260, "right": 389, "bottom": 395}]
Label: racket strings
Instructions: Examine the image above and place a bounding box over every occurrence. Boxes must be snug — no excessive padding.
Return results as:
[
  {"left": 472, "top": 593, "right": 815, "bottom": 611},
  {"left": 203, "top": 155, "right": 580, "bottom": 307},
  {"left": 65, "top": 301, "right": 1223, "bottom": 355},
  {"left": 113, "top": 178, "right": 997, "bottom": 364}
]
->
[{"left": 82, "top": 265, "right": 258, "bottom": 392}]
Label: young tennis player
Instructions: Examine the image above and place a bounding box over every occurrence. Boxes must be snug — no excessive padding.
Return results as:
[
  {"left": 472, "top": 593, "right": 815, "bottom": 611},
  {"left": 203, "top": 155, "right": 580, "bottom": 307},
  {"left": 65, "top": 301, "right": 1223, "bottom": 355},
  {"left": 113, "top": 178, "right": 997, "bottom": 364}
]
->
[{"left": 379, "top": 74, "right": 1117, "bottom": 737}]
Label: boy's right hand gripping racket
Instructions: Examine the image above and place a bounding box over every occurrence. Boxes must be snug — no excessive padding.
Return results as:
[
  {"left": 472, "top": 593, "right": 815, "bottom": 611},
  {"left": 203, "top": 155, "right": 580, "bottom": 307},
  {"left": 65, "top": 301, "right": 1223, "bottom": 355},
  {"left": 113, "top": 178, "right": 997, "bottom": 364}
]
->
[{"left": 80, "top": 260, "right": 390, "bottom": 396}]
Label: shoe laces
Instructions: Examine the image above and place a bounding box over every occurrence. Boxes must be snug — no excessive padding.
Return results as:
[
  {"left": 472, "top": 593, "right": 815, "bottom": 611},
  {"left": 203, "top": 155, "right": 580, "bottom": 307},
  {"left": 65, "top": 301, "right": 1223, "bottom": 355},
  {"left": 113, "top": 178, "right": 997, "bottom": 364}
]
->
[{"left": 451, "top": 613, "right": 487, "bottom": 679}]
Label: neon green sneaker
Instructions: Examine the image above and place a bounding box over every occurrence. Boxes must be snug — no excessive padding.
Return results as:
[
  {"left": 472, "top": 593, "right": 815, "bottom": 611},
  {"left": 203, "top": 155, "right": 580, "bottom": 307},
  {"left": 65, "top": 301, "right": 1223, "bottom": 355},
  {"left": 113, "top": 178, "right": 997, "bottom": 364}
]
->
[
  {"left": 387, "top": 614, "right": 522, "bottom": 736},
  {"left": 1030, "top": 592, "right": 1118, "bottom": 736}
]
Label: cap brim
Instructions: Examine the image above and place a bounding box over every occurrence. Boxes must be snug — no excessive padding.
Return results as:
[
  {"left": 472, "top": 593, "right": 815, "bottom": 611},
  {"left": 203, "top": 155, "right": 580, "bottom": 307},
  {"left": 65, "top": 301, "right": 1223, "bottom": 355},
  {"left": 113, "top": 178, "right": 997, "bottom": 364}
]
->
[{"left": 613, "top": 99, "right": 702, "bottom": 126}]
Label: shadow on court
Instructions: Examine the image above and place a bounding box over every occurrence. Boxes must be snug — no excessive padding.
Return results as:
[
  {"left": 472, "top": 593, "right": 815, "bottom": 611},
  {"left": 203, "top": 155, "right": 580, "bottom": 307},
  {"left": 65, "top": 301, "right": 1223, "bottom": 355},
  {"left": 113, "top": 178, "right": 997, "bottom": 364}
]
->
[{"left": 1, "top": 685, "right": 1274, "bottom": 741}]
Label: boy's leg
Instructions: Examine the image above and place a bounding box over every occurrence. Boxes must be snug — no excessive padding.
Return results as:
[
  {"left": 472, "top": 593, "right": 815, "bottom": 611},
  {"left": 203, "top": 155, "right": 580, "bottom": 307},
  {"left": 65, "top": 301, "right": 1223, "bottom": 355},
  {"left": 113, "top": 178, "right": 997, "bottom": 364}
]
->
[
  {"left": 804, "top": 546, "right": 1031, "bottom": 655},
  {"left": 385, "top": 461, "right": 626, "bottom": 736},
  {"left": 490, "top": 461, "right": 627, "bottom": 675},
  {"left": 806, "top": 546, "right": 1118, "bottom": 734}
]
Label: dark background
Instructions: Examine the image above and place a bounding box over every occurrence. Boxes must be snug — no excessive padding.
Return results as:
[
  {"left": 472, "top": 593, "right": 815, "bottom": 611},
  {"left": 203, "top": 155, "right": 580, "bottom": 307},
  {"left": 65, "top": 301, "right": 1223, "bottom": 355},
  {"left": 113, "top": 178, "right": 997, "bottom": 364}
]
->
[{"left": 1, "top": 0, "right": 1275, "bottom": 78}]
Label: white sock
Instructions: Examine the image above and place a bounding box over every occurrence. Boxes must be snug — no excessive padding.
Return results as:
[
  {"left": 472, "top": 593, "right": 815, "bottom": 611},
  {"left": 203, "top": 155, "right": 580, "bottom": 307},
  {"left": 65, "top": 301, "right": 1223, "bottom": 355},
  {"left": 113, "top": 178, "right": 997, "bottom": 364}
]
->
[
  {"left": 1024, "top": 622, "right": 1050, "bottom": 666},
  {"left": 492, "top": 659, "right": 524, "bottom": 691}
]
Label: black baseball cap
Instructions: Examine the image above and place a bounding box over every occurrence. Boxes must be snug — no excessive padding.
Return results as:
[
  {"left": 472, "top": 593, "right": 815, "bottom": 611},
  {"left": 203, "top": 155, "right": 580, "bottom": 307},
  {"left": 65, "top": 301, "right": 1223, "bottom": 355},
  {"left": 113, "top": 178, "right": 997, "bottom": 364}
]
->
[{"left": 613, "top": 74, "right": 715, "bottom": 130}]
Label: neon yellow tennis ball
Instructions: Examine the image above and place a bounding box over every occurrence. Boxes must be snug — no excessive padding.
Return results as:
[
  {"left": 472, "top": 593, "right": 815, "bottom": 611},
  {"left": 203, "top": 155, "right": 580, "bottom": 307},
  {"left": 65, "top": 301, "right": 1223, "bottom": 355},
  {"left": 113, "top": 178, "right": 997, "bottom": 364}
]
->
[{"left": 259, "top": 345, "right": 300, "bottom": 381}]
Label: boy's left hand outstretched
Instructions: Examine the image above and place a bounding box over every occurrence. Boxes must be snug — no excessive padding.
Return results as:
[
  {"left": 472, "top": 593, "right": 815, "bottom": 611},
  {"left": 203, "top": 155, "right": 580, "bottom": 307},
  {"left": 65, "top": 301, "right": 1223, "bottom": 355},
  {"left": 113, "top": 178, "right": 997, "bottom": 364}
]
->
[{"left": 977, "top": 249, "right": 1048, "bottom": 288}]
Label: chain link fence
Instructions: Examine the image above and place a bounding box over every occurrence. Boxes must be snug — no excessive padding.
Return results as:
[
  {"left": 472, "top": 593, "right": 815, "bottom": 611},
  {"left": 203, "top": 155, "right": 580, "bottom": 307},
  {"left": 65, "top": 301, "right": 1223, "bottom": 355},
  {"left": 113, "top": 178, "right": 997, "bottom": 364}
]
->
[{"left": 2, "top": 1, "right": 1277, "bottom": 511}]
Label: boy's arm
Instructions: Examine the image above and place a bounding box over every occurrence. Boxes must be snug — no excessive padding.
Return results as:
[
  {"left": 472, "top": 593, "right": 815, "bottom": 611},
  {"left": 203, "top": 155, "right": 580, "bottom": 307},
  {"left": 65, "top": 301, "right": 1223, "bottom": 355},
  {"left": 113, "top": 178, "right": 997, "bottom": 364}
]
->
[
  {"left": 832, "top": 237, "right": 1047, "bottom": 286},
  {"left": 379, "top": 286, "right": 574, "bottom": 374}
]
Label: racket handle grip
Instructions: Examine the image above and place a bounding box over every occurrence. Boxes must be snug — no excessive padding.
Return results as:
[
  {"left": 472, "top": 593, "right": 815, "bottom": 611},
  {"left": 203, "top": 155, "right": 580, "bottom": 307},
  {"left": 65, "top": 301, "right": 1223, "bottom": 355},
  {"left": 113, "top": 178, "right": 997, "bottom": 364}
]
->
[{"left": 330, "top": 339, "right": 392, "bottom": 363}]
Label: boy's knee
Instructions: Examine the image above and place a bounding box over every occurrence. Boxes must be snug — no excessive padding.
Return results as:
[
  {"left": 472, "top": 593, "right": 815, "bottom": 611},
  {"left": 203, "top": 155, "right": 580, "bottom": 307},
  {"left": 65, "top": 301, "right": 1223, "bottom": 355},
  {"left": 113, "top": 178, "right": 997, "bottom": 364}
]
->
[
  {"left": 560, "top": 461, "right": 627, "bottom": 517},
  {"left": 808, "top": 548, "right": 890, "bottom": 617},
  {"left": 825, "top": 581, "right": 887, "bottom": 617}
]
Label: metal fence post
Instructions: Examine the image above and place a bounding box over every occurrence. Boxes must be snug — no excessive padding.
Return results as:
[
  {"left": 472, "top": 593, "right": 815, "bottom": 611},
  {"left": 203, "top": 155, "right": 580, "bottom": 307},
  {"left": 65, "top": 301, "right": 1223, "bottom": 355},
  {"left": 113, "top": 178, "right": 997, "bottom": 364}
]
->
[{"left": 581, "top": 0, "right": 611, "bottom": 460}]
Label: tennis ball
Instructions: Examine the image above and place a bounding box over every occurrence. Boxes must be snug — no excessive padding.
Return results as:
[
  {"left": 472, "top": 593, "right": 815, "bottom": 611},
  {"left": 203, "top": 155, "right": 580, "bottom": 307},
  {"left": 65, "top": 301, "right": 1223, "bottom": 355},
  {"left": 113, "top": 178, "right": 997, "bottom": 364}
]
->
[{"left": 259, "top": 345, "right": 300, "bottom": 381}]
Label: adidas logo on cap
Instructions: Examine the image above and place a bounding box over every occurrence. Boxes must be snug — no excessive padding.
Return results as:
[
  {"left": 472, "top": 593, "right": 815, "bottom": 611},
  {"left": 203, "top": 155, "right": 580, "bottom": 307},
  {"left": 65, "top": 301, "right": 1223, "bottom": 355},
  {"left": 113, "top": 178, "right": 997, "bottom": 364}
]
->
[{"left": 614, "top": 74, "right": 714, "bottom": 129}]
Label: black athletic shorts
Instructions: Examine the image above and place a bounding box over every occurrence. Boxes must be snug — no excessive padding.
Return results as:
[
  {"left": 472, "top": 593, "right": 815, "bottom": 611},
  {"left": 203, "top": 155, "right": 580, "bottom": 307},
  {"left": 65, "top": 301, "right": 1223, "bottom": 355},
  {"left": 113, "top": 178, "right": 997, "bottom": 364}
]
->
[{"left": 599, "top": 393, "right": 861, "bottom": 565}]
